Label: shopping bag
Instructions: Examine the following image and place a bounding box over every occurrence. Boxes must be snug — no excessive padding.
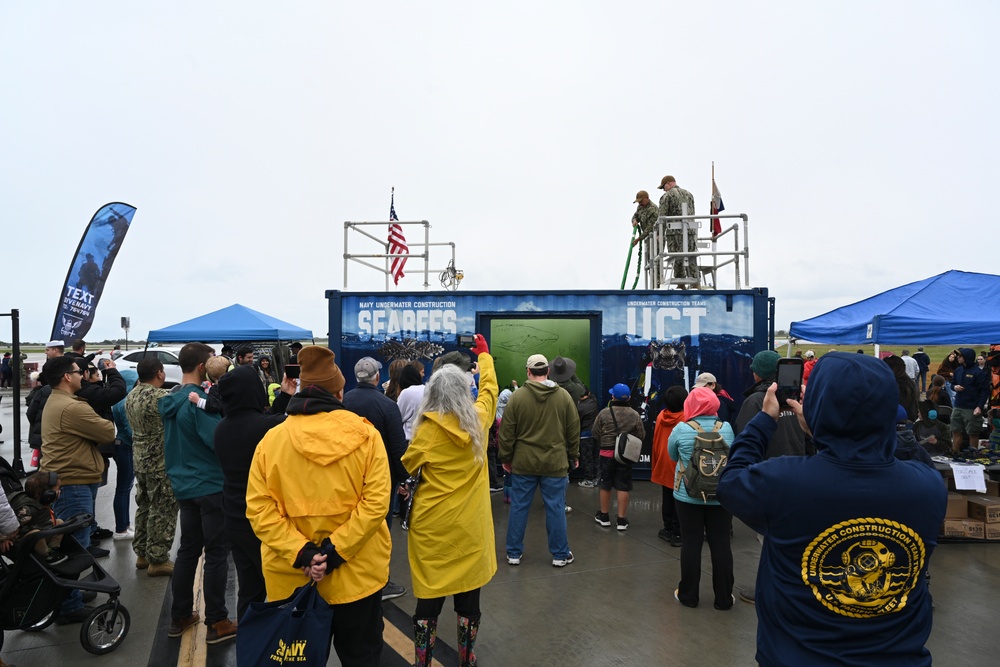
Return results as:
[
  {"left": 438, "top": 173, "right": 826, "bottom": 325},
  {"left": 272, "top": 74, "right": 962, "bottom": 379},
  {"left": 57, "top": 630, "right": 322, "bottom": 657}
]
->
[{"left": 236, "top": 582, "right": 333, "bottom": 667}]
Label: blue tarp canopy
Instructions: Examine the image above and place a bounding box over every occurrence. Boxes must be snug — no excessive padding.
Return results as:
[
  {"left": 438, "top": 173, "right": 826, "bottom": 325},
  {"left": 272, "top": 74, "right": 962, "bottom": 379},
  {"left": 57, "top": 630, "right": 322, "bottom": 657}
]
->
[
  {"left": 147, "top": 304, "right": 313, "bottom": 342},
  {"left": 789, "top": 270, "right": 1000, "bottom": 345}
]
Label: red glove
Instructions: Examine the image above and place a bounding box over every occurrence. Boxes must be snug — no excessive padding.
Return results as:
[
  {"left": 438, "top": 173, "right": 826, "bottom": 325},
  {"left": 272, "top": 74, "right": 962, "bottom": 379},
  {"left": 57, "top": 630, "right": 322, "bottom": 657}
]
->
[{"left": 470, "top": 334, "right": 489, "bottom": 356}]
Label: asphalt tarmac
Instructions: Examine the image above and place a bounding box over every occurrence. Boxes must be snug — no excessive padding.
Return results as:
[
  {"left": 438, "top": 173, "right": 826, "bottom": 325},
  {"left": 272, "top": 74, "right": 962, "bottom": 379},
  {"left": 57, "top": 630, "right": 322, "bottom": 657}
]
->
[{"left": 1, "top": 387, "right": 998, "bottom": 666}]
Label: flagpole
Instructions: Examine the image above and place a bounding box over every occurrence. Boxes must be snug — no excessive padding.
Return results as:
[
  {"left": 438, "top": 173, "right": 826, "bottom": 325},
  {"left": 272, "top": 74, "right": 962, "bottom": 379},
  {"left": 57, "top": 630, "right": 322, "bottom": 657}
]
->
[
  {"left": 711, "top": 162, "right": 716, "bottom": 242},
  {"left": 387, "top": 187, "right": 394, "bottom": 291}
]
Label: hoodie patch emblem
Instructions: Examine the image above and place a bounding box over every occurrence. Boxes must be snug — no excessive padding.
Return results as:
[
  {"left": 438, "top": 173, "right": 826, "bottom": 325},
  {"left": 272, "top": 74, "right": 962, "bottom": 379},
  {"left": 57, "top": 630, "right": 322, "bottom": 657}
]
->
[{"left": 801, "top": 517, "right": 926, "bottom": 618}]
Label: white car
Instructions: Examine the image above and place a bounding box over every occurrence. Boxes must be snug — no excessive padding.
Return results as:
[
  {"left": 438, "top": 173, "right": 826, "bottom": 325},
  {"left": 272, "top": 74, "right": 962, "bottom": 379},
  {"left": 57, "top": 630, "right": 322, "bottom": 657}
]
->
[{"left": 111, "top": 346, "right": 186, "bottom": 386}]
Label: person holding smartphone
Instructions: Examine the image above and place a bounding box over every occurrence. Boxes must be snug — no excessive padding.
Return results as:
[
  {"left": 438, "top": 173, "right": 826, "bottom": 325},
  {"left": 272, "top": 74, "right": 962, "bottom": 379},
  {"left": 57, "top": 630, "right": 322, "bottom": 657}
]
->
[{"left": 718, "top": 353, "right": 946, "bottom": 666}]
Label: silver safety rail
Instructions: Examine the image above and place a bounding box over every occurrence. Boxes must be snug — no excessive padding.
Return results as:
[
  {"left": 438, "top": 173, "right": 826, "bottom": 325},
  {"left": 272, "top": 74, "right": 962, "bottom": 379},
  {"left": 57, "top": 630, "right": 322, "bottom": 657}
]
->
[
  {"left": 343, "top": 220, "right": 462, "bottom": 291},
  {"left": 641, "top": 207, "right": 750, "bottom": 290}
]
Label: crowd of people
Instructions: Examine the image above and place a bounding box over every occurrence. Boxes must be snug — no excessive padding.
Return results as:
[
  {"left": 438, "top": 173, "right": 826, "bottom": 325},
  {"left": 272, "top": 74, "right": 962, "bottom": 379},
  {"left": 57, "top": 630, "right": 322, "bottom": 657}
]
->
[{"left": 3, "top": 336, "right": 992, "bottom": 666}]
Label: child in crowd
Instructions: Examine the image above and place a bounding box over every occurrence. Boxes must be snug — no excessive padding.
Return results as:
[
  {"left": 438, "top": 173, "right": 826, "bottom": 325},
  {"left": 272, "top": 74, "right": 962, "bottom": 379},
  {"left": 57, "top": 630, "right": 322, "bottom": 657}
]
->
[
  {"left": 10, "top": 472, "right": 66, "bottom": 564},
  {"left": 913, "top": 400, "right": 951, "bottom": 457},
  {"left": 592, "top": 384, "right": 645, "bottom": 531},
  {"left": 188, "top": 355, "right": 233, "bottom": 413}
]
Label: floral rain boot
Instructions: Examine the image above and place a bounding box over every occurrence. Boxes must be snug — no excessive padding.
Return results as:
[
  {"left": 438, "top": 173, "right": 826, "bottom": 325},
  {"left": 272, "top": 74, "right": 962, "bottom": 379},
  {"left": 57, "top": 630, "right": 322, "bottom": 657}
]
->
[
  {"left": 412, "top": 617, "right": 437, "bottom": 667},
  {"left": 457, "top": 614, "right": 481, "bottom": 667}
]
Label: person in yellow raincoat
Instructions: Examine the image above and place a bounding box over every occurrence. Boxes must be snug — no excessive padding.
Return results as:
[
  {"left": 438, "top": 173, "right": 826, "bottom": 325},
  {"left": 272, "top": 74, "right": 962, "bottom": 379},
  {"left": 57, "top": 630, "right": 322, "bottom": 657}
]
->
[
  {"left": 246, "top": 346, "right": 391, "bottom": 666},
  {"left": 401, "top": 334, "right": 497, "bottom": 667}
]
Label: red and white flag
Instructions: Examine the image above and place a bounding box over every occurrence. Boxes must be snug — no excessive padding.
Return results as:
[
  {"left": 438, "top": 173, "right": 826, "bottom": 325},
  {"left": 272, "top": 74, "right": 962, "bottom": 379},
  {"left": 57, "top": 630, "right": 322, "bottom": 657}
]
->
[
  {"left": 388, "top": 189, "right": 408, "bottom": 285},
  {"left": 710, "top": 178, "right": 725, "bottom": 238}
]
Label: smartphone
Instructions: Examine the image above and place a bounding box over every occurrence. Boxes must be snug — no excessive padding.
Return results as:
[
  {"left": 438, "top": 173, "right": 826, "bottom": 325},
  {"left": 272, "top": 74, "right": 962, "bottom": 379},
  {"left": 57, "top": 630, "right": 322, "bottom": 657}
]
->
[
  {"left": 775, "top": 358, "right": 804, "bottom": 406},
  {"left": 284, "top": 364, "right": 300, "bottom": 380},
  {"left": 457, "top": 334, "right": 476, "bottom": 348}
]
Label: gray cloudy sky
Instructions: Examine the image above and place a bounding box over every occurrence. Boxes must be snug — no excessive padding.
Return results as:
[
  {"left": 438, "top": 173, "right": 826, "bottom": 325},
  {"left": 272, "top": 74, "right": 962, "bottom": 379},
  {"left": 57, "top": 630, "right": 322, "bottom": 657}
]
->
[{"left": 3, "top": 2, "right": 997, "bottom": 344}]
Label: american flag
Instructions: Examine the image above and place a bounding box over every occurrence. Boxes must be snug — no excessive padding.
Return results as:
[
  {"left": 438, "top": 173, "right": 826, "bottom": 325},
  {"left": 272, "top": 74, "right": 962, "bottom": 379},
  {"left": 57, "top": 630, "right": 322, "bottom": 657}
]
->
[
  {"left": 710, "top": 178, "right": 725, "bottom": 238},
  {"left": 388, "top": 189, "right": 408, "bottom": 285}
]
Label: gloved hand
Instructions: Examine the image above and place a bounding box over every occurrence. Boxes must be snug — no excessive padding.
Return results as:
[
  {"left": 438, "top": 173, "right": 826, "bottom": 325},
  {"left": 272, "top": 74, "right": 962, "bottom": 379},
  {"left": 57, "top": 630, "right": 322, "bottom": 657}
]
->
[{"left": 470, "top": 333, "right": 489, "bottom": 356}]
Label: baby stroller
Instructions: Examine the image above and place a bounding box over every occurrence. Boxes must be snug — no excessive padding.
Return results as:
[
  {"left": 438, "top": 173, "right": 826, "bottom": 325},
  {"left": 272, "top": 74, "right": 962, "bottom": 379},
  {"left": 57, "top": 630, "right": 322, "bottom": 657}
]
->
[{"left": 0, "top": 513, "right": 130, "bottom": 655}]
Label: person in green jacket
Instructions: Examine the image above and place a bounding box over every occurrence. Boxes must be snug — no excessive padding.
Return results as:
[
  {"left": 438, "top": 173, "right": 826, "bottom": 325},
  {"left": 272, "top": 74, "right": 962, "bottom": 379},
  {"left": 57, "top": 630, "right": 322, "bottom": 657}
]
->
[
  {"left": 499, "top": 354, "right": 580, "bottom": 568},
  {"left": 158, "top": 343, "right": 236, "bottom": 645}
]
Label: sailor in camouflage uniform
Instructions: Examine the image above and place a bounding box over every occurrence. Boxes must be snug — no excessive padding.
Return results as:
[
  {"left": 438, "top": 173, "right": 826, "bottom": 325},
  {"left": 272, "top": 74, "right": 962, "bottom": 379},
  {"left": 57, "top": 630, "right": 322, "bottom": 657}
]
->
[
  {"left": 124, "top": 356, "right": 178, "bottom": 576},
  {"left": 631, "top": 190, "right": 665, "bottom": 287},
  {"left": 657, "top": 175, "right": 699, "bottom": 288}
]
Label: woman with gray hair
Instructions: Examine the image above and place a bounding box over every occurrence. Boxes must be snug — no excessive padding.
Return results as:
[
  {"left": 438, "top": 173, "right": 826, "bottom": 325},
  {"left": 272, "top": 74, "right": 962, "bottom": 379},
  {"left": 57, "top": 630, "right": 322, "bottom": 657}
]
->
[{"left": 401, "top": 335, "right": 497, "bottom": 667}]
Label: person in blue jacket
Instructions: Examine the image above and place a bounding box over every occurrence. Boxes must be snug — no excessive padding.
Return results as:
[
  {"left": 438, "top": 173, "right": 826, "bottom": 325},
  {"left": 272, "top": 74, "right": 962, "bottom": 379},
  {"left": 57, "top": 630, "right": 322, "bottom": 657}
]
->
[
  {"left": 668, "top": 386, "right": 736, "bottom": 610},
  {"left": 717, "top": 352, "right": 947, "bottom": 667}
]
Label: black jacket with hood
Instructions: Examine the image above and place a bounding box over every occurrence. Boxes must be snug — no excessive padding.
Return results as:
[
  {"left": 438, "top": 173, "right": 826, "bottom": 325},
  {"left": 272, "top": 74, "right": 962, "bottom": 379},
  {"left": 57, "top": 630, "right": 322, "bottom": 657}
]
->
[{"left": 214, "top": 365, "right": 288, "bottom": 522}]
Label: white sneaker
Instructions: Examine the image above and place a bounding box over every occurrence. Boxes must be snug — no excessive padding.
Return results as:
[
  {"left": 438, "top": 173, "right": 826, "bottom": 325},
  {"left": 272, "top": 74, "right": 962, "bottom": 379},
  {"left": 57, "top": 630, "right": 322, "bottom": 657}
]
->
[
  {"left": 506, "top": 554, "right": 521, "bottom": 566},
  {"left": 552, "top": 552, "right": 575, "bottom": 567},
  {"left": 113, "top": 529, "right": 135, "bottom": 541}
]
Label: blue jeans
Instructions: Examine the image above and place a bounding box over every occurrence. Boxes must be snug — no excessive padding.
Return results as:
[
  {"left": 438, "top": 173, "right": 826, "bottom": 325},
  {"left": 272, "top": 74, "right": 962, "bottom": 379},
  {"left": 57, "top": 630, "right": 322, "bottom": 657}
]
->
[
  {"left": 112, "top": 444, "right": 134, "bottom": 532},
  {"left": 53, "top": 482, "right": 99, "bottom": 613},
  {"left": 505, "top": 474, "right": 570, "bottom": 560}
]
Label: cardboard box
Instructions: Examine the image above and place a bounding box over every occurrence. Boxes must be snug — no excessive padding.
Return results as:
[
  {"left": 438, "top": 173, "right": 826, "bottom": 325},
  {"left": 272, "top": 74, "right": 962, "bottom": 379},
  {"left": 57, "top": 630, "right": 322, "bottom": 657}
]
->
[
  {"left": 986, "top": 479, "right": 1000, "bottom": 497},
  {"left": 942, "top": 519, "right": 967, "bottom": 538},
  {"left": 967, "top": 495, "right": 1000, "bottom": 523},
  {"left": 963, "top": 519, "right": 985, "bottom": 540},
  {"left": 946, "top": 492, "right": 968, "bottom": 519},
  {"left": 985, "top": 523, "right": 1000, "bottom": 540}
]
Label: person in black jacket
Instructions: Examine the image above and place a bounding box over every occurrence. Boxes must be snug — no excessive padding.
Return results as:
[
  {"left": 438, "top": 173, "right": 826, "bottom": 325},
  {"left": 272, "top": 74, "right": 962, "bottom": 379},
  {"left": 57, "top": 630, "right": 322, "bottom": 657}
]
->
[
  {"left": 214, "top": 365, "right": 293, "bottom": 620},
  {"left": 73, "top": 357, "right": 127, "bottom": 550},
  {"left": 575, "top": 389, "right": 600, "bottom": 488},
  {"left": 734, "top": 350, "right": 812, "bottom": 605},
  {"left": 341, "top": 356, "right": 408, "bottom": 601}
]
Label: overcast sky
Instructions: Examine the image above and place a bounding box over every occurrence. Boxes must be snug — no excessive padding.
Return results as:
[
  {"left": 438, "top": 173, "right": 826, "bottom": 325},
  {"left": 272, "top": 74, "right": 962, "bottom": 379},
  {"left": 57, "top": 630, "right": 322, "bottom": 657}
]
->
[{"left": 2, "top": 2, "right": 997, "bottom": 344}]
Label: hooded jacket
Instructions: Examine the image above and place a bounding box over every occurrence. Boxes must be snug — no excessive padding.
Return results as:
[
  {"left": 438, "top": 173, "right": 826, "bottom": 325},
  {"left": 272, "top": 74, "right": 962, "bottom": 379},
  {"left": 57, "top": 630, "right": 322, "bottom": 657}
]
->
[
  {"left": 650, "top": 409, "right": 684, "bottom": 487},
  {"left": 246, "top": 386, "right": 391, "bottom": 606},
  {"left": 952, "top": 347, "right": 989, "bottom": 411},
  {"left": 498, "top": 379, "right": 580, "bottom": 476},
  {"left": 717, "top": 353, "right": 947, "bottom": 667},
  {"left": 214, "top": 366, "right": 287, "bottom": 522},
  {"left": 401, "top": 352, "right": 498, "bottom": 598},
  {"left": 158, "top": 384, "right": 224, "bottom": 501}
]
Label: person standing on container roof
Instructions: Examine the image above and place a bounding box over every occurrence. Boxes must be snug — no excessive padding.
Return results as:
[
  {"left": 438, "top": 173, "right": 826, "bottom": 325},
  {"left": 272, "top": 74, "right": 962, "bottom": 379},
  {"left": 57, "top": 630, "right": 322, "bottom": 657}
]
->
[{"left": 657, "top": 175, "right": 698, "bottom": 288}]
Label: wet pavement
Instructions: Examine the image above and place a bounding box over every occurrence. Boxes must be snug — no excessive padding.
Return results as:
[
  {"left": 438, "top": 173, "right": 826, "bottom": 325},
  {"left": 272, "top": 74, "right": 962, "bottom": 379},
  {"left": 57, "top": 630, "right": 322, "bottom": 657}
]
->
[{"left": 2, "top": 387, "right": 999, "bottom": 666}]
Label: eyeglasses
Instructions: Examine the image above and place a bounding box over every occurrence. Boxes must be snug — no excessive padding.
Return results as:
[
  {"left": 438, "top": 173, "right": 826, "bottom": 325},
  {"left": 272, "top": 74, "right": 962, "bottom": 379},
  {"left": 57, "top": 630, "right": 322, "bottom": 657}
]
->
[{"left": 66, "top": 369, "right": 86, "bottom": 376}]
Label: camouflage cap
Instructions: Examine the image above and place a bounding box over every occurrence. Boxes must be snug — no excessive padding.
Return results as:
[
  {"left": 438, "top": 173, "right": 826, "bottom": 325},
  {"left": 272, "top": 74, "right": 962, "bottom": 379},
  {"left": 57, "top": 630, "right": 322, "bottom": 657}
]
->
[
  {"left": 658, "top": 175, "right": 675, "bottom": 190},
  {"left": 634, "top": 190, "right": 649, "bottom": 203}
]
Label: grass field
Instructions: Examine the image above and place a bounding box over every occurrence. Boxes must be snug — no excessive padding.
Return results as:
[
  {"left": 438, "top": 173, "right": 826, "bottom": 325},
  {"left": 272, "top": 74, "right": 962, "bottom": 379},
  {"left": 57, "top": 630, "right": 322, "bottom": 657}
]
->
[{"left": 784, "top": 344, "right": 992, "bottom": 368}]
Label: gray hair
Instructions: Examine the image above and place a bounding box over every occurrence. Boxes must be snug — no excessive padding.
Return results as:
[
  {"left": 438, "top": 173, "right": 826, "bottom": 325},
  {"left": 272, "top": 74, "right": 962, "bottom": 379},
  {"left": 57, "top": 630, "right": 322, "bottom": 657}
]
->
[{"left": 413, "top": 364, "right": 484, "bottom": 465}]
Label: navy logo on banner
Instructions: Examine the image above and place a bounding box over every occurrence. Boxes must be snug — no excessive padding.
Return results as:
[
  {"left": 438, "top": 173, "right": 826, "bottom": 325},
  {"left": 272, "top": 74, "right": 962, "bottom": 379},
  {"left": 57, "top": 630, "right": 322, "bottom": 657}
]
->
[{"left": 801, "top": 517, "right": 926, "bottom": 618}]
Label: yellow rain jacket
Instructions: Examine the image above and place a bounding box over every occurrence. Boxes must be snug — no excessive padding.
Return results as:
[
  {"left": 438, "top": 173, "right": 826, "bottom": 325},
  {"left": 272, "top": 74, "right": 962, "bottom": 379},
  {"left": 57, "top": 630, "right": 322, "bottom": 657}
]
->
[
  {"left": 246, "top": 398, "right": 391, "bottom": 605},
  {"left": 402, "top": 353, "right": 498, "bottom": 598}
]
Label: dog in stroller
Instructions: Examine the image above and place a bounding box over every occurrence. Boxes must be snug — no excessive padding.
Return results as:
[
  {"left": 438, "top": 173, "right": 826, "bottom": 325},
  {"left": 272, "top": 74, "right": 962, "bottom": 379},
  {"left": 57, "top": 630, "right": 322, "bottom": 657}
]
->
[{"left": 0, "top": 513, "right": 130, "bottom": 655}]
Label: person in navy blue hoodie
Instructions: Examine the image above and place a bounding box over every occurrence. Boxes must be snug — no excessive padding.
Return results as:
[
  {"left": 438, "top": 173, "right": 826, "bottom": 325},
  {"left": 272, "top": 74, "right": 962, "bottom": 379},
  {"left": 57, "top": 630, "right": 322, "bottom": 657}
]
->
[
  {"left": 717, "top": 352, "right": 947, "bottom": 667},
  {"left": 950, "top": 347, "right": 989, "bottom": 452}
]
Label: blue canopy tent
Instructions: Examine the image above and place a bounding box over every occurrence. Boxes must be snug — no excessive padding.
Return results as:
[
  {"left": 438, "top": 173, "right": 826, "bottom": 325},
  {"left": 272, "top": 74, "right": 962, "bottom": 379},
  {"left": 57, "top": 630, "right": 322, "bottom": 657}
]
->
[
  {"left": 789, "top": 270, "right": 1000, "bottom": 347},
  {"left": 147, "top": 304, "right": 314, "bottom": 342}
]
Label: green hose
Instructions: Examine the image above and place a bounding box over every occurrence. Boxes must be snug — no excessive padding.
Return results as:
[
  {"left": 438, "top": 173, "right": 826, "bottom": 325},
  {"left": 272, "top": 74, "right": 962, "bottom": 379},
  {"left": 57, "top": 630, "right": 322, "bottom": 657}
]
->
[{"left": 621, "top": 227, "right": 641, "bottom": 289}]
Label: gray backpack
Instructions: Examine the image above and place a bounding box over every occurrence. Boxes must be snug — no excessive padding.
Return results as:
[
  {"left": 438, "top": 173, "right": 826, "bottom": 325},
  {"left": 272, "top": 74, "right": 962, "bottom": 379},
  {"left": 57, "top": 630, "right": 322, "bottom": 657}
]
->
[{"left": 679, "top": 420, "right": 728, "bottom": 501}]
